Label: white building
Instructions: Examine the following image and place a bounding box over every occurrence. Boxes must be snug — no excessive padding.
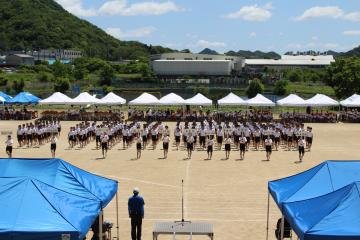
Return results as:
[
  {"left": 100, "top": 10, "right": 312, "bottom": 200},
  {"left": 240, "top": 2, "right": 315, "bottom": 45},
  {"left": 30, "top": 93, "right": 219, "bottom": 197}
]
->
[
  {"left": 151, "top": 53, "right": 244, "bottom": 76},
  {"left": 245, "top": 55, "right": 335, "bottom": 71},
  {"left": 30, "top": 49, "right": 82, "bottom": 62}
]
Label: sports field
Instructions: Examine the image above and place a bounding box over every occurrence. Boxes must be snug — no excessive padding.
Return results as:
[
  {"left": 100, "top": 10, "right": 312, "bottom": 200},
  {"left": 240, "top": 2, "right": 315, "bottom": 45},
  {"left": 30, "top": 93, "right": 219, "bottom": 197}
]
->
[{"left": 0, "top": 121, "right": 359, "bottom": 240}]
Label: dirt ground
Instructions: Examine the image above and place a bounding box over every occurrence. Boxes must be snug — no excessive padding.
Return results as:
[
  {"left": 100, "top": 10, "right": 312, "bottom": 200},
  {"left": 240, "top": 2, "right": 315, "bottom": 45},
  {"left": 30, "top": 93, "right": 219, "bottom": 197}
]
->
[{"left": 0, "top": 121, "right": 359, "bottom": 240}]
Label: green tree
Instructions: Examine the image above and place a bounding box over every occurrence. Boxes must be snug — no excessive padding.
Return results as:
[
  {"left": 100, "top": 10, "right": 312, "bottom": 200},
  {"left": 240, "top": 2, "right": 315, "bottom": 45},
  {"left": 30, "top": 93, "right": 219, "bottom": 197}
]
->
[
  {"left": 325, "top": 57, "right": 360, "bottom": 98},
  {"left": 273, "top": 80, "right": 289, "bottom": 96},
  {"left": 286, "top": 69, "right": 303, "bottom": 82},
  {"left": 246, "top": 78, "right": 264, "bottom": 98},
  {"left": 12, "top": 79, "right": 25, "bottom": 93},
  {"left": 54, "top": 78, "right": 70, "bottom": 93},
  {"left": 38, "top": 72, "right": 53, "bottom": 82},
  {"left": 100, "top": 64, "right": 114, "bottom": 85}
]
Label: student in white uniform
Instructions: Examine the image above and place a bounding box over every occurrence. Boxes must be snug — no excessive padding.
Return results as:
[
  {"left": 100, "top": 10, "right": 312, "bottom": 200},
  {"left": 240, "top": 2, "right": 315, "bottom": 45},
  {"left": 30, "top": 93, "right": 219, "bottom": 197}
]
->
[
  {"left": 274, "top": 128, "right": 281, "bottom": 151},
  {"left": 206, "top": 136, "right": 214, "bottom": 160},
  {"left": 298, "top": 136, "right": 306, "bottom": 162},
  {"left": 239, "top": 134, "right": 247, "bottom": 160},
  {"left": 100, "top": 132, "right": 109, "bottom": 158},
  {"left": 264, "top": 136, "right": 273, "bottom": 161},
  {"left": 306, "top": 127, "right": 313, "bottom": 151},
  {"left": 136, "top": 134, "right": 142, "bottom": 159},
  {"left": 174, "top": 126, "right": 181, "bottom": 151},
  {"left": 162, "top": 134, "right": 170, "bottom": 159},
  {"left": 50, "top": 134, "right": 57, "bottom": 158},
  {"left": 186, "top": 134, "right": 194, "bottom": 159},
  {"left": 224, "top": 134, "right": 232, "bottom": 160},
  {"left": 5, "top": 135, "right": 13, "bottom": 158}
]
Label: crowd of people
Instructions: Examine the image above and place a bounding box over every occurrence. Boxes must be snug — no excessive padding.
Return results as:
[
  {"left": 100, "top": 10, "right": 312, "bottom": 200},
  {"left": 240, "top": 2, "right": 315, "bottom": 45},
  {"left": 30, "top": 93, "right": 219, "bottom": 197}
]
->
[
  {"left": 280, "top": 111, "right": 338, "bottom": 123},
  {"left": 0, "top": 107, "right": 37, "bottom": 120},
  {"left": 41, "top": 109, "right": 125, "bottom": 122},
  {"left": 128, "top": 109, "right": 273, "bottom": 123},
  {"left": 339, "top": 109, "right": 360, "bottom": 123}
]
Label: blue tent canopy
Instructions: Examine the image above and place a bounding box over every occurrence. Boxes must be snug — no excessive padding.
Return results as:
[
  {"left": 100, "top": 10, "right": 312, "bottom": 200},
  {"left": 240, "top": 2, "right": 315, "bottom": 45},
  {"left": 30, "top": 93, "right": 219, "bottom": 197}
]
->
[
  {"left": 0, "top": 91, "right": 12, "bottom": 101},
  {"left": 268, "top": 160, "right": 360, "bottom": 209},
  {"left": 283, "top": 181, "right": 360, "bottom": 240},
  {"left": 0, "top": 177, "right": 101, "bottom": 240},
  {"left": 7, "top": 92, "right": 41, "bottom": 104},
  {"left": 0, "top": 158, "right": 118, "bottom": 207}
]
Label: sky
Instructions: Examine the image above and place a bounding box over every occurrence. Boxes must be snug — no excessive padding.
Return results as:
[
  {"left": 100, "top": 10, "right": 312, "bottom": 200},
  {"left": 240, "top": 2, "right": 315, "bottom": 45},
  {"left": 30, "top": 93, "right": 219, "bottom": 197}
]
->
[{"left": 55, "top": 0, "right": 360, "bottom": 54}]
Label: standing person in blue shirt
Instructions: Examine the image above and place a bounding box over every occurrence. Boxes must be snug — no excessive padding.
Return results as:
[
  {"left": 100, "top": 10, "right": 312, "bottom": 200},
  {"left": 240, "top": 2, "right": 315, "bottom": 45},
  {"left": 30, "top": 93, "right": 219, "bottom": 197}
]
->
[{"left": 128, "top": 187, "right": 145, "bottom": 240}]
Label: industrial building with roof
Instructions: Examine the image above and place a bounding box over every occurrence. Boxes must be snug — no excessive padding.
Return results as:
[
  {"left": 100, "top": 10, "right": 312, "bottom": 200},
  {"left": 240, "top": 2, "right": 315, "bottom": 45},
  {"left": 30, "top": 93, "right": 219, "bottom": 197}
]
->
[
  {"left": 150, "top": 53, "right": 335, "bottom": 77},
  {"left": 151, "top": 53, "right": 244, "bottom": 76},
  {"left": 244, "top": 55, "right": 335, "bottom": 71},
  {"left": 5, "top": 54, "right": 35, "bottom": 66}
]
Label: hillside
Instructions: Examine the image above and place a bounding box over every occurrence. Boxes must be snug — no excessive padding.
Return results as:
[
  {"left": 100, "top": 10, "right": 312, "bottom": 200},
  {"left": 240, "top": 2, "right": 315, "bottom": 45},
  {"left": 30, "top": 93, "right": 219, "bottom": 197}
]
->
[
  {"left": 0, "top": 0, "right": 174, "bottom": 60},
  {"left": 199, "top": 48, "right": 219, "bottom": 55},
  {"left": 225, "top": 50, "right": 281, "bottom": 59}
]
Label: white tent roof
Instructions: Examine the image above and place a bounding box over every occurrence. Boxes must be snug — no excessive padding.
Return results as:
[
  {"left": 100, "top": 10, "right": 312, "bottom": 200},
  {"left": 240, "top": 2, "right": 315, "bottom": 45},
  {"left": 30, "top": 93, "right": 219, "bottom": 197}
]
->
[
  {"left": 0, "top": 96, "right": 5, "bottom": 102},
  {"left": 39, "top": 92, "right": 72, "bottom": 105},
  {"left": 129, "top": 93, "right": 159, "bottom": 105},
  {"left": 68, "top": 92, "right": 103, "bottom": 105},
  {"left": 185, "top": 93, "right": 213, "bottom": 106},
  {"left": 101, "top": 92, "right": 126, "bottom": 105},
  {"left": 159, "top": 93, "right": 185, "bottom": 105},
  {"left": 277, "top": 94, "right": 307, "bottom": 107},
  {"left": 305, "top": 94, "right": 339, "bottom": 107},
  {"left": 340, "top": 94, "right": 360, "bottom": 107},
  {"left": 246, "top": 94, "right": 275, "bottom": 107},
  {"left": 218, "top": 93, "right": 246, "bottom": 106}
]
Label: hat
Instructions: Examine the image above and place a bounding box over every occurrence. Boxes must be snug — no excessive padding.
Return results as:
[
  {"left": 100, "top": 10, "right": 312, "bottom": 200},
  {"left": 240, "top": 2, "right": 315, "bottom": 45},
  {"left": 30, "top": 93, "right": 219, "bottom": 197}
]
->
[{"left": 133, "top": 187, "right": 140, "bottom": 194}]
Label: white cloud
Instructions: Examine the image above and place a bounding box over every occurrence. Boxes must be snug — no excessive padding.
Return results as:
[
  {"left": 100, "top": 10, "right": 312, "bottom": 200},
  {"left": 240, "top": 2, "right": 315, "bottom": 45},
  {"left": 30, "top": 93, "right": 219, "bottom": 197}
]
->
[
  {"left": 224, "top": 3, "right": 273, "bottom": 21},
  {"left": 196, "top": 40, "right": 226, "bottom": 49},
  {"left": 343, "top": 30, "right": 360, "bottom": 36},
  {"left": 286, "top": 42, "right": 340, "bottom": 50},
  {"left": 311, "top": 36, "right": 319, "bottom": 41},
  {"left": 249, "top": 32, "right": 257, "bottom": 38},
  {"left": 294, "top": 6, "right": 360, "bottom": 22},
  {"left": 106, "top": 26, "right": 156, "bottom": 39},
  {"left": 99, "top": 0, "right": 183, "bottom": 16},
  {"left": 55, "top": 0, "right": 97, "bottom": 17}
]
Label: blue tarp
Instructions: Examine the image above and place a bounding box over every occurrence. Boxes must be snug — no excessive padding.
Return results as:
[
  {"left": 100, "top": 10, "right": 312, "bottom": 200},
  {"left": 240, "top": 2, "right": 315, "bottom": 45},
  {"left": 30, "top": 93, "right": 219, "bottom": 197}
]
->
[
  {"left": 0, "top": 91, "right": 12, "bottom": 101},
  {"left": 283, "top": 181, "right": 360, "bottom": 240},
  {"left": 268, "top": 160, "right": 360, "bottom": 209},
  {"left": 0, "top": 158, "right": 118, "bottom": 207},
  {"left": 0, "top": 177, "right": 101, "bottom": 240},
  {"left": 7, "top": 92, "right": 41, "bottom": 104}
]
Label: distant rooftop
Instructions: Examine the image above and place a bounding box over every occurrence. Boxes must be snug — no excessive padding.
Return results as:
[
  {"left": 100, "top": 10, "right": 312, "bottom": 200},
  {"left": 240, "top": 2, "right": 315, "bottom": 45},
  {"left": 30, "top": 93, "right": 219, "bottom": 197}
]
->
[{"left": 245, "top": 55, "right": 335, "bottom": 66}]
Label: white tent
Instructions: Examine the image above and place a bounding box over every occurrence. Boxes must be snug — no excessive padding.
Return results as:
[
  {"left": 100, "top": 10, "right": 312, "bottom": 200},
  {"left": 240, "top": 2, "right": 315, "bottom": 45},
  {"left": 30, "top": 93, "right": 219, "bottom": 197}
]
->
[
  {"left": 159, "top": 93, "right": 185, "bottom": 105},
  {"left": 129, "top": 93, "right": 159, "bottom": 105},
  {"left": 68, "top": 92, "right": 103, "bottom": 105},
  {"left": 277, "top": 94, "right": 307, "bottom": 107},
  {"left": 218, "top": 92, "right": 247, "bottom": 106},
  {"left": 185, "top": 93, "right": 213, "bottom": 106},
  {"left": 246, "top": 94, "right": 275, "bottom": 107},
  {"left": 101, "top": 92, "right": 126, "bottom": 105},
  {"left": 305, "top": 94, "right": 339, "bottom": 107},
  {"left": 0, "top": 96, "right": 5, "bottom": 102},
  {"left": 39, "top": 92, "right": 73, "bottom": 105},
  {"left": 340, "top": 94, "right": 360, "bottom": 107}
]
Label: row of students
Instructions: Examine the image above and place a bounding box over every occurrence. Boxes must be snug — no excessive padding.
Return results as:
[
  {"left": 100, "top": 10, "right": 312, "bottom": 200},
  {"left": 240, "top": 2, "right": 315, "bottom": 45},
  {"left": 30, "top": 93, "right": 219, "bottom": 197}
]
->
[{"left": 16, "top": 121, "right": 61, "bottom": 147}]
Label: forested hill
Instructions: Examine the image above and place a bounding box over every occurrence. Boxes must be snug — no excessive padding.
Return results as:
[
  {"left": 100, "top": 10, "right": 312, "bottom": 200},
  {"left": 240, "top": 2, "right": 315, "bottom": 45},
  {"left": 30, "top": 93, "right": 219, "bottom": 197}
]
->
[{"left": 0, "top": 0, "right": 174, "bottom": 60}]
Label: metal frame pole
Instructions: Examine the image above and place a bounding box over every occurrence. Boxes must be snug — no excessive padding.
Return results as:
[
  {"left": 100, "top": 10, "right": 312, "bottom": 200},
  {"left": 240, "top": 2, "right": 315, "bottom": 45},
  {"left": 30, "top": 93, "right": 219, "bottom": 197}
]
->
[
  {"left": 266, "top": 191, "right": 270, "bottom": 240},
  {"left": 99, "top": 209, "right": 103, "bottom": 240},
  {"left": 280, "top": 214, "right": 285, "bottom": 240},
  {"left": 116, "top": 192, "right": 120, "bottom": 239}
]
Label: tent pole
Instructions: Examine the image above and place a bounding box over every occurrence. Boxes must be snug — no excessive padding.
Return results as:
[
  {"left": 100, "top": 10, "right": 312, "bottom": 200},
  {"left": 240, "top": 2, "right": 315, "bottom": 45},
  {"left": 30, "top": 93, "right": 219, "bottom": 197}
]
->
[
  {"left": 99, "top": 209, "right": 103, "bottom": 240},
  {"left": 280, "top": 214, "right": 285, "bottom": 240},
  {"left": 266, "top": 191, "right": 270, "bottom": 240},
  {"left": 116, "top": 191, "right": 120, "bottom": 239}
]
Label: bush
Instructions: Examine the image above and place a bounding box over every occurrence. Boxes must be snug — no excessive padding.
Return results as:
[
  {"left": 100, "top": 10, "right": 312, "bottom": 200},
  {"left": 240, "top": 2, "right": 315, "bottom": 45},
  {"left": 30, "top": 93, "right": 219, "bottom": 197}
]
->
[
  {"left": 273, "top": 80, "right": 289, "bottom": 96},
  {"left": 246, "top": 78, "right": 264, "bottom": 98},
  {"left": 0, "top": 75, "right": 8, "bottom": 86},
  {"left": 12, "top": 79, "right": 25, "bottom": 93},
  {"left": 100, "top": 64, "right": 114, "bottom": 86},
  {"left": 38, "top": 72, "right": 53, "bottom": 82},
  {"left": 286, "top": 69, "right": 302, "bottom": 82},
  {"left": 54, "top": 78, "right": 70, "bottom": 93}
]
